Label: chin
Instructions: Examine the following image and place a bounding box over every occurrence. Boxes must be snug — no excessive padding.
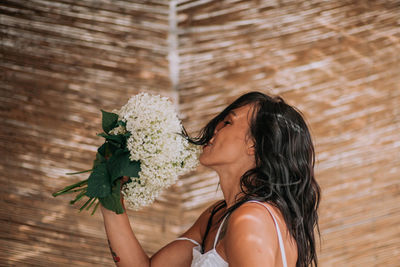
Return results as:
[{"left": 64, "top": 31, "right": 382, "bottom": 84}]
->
[
  {"left": 199, "top": 154, "right": 213, "bottom": 168},
  {"left": 199, "top": 154, "right": 207, "bottom": 166}
]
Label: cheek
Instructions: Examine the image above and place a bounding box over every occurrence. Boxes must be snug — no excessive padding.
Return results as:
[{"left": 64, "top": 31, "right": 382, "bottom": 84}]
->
[
  {"left": 199, "top": 130, "right": 249, "bottom": 165},
  {"left": 221, "top": 143, "right": 246, "bottom": 159},
  {"left": 202, "top": 142, "right": 244, "bottom": 163}
]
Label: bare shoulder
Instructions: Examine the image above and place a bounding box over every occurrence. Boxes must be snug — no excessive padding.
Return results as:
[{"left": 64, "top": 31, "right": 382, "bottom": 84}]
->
[
  {"left": 223, "top": 201, "right": 295, "bottom": 266},
  {"left": 233, "top": 201, "right": 284, "bottom": 224},
  {"left": 226, "top": 201, "right": 281, "bottom": 241}
]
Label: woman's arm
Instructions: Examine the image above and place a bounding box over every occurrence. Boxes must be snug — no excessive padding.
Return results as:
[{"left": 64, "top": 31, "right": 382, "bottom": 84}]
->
[
  {"left": 101, "top": 205, "right": 149, "bottom": 266},
  {"left": 101, "top": 197, "right": 221, "bottom": 267}
]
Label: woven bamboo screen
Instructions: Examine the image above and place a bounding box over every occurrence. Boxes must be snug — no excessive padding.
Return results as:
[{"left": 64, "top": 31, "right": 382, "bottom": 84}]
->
[{"left": 1, "top": 0, "right": 399, "bottom": 266}]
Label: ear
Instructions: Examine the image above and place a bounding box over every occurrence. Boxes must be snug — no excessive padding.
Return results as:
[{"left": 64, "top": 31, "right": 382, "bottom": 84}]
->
[
  {"left": 247, "top": 144, "right": 255, "bottom": 156},
  {"left": 245, "top": 135, "right": 256, "bottom": 155}
]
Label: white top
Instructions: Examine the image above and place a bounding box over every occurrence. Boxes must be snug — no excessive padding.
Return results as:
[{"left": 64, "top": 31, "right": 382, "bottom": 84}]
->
[{"left": 176, "top": 200, "right": 288, "bottom": 267}]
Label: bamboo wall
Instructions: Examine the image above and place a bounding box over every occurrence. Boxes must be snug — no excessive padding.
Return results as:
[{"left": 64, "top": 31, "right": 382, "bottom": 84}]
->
[
  {"left": 1, "top": 1, "right": 177, "bottom": 265},
  {"left": 176, "top": 1, "right": 400, "bottom": 266},
  {"left": 1, "top": 0, "right": 399, "bottom": 266}
]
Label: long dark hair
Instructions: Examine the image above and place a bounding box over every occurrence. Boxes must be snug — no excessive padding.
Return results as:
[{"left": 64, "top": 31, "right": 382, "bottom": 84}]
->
[{"left": 191, "top": 91, "right": 320, "bottom": 267}]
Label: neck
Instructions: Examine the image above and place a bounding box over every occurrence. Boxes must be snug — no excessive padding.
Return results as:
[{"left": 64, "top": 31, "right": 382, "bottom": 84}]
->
[{"left": 214, "top": 166, "right": 248, "bottom": 209}]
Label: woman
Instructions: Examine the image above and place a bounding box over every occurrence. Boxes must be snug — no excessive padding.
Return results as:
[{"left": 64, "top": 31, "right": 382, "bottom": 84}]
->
[{"left": 101, "top": 91, "right": 321, "bottom": 267}]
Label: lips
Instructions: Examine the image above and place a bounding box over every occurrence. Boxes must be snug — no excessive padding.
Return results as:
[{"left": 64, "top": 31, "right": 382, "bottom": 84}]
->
[{"left": 204, "top": 141, "right": 213, "bottom": 148}]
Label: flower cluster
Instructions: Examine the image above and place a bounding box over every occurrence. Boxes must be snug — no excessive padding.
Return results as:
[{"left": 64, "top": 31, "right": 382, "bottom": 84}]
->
[
  {"left": 53, "top": 92, "right": 200, "bottom": 214},
  {"left": 110, "top": 93, "right": 200, "bottom": 210}
]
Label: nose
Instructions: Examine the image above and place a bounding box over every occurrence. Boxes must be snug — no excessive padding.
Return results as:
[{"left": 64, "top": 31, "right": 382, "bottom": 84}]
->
[
  {"left": 209, "top": 123, "right": 222, "bottom": 143},
  {"left": 214, "top": 121, "right": 223, "bottom": 134}
]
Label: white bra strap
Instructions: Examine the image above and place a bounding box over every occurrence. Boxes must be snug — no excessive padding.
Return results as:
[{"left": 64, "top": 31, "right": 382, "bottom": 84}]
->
[
  {"left": 176, "top": 237, "right": 201, "bottom": 247},
  {"left": 213, "top": 213, "right": 230, "bottom": 248},
  {"left": 246, "top": 200, "right": 288, "bottom": 267}
]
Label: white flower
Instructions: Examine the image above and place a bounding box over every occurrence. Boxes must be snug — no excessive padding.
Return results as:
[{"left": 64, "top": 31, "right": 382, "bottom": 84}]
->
[
  {"left": 109, "top": 125, "right": 126, "bottom": 135},
  {"left": 112, "top": 93, "right": 200, "bottom": 210}
]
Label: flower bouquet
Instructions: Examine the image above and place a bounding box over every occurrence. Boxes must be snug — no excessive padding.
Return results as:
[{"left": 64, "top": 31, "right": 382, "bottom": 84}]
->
[{"left": 53, "top": 93, "right": 200, "bottom": 214}]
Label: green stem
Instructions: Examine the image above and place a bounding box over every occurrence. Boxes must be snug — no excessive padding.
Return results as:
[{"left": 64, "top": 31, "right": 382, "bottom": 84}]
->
[
  {"left": 79, "top": 197, "right": 94, "bottom": 212},
  {"left": 52, "top": 179, "right": 88, "bottom": 197},
  {"left": 61, "top": 187, "right": 87, "bottom": 195},
  {"left": 85, "top": 197, "right": 98, "bottom": 211},
  {"left": 91, "top": 200, "right": 100, "bottom": 215},
  {"left": 69, "top": 189, "right": 87, "bottom": 205},
  {"left": 66, "top": 169, "right": 93, "bottom": 175}
]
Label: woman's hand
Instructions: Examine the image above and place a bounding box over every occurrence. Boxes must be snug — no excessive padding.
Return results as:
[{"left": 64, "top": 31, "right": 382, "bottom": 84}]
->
[
  {"left": 100, "top": 176, "right": 210, "bottom": 267},
  {"left": 120, "top": 176, "right": 130, "bottom": 185},
  {"left": 118, "top": 176, "right": 130, "bottom": 210}
]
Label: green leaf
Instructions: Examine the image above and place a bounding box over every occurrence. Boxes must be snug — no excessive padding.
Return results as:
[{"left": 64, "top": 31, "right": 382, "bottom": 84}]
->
[
  {"left": 93, "top": 152, "right": 104, "bottom": 169},
  {"left": 93, "top": 143, "right": 107, "bottom": 168},
  {"left": 107, "top": 149, "right": 141, "bottom": 183},
  {"left": 96, "top": 142, "right": 118, "bottom": 162},
  {"left": 105, "top": 142, "right": 119, "bottom": 158},
  {"left": 97, "top": 132, "right": 108, "bottom": 139},
  {"left": 98, "top": 180, "right": 124, "bottom": 214},
  {"left": 101, "top": 110, "right": 118, "bottom": 134},
  {"left": 86, "top": 162, "right": 111, "bottom": 198},
  {"left": 97, "top": 133, "right": 126, "bottom": 148},
  {"left": 97, "top": 142, "right": 107, "bottom": 157},
  {"left": 105, "top": 134, "right": 125, "bottom": 147},
  {"left": 117, "top": 120, "right": 126, "bottom": 127}
]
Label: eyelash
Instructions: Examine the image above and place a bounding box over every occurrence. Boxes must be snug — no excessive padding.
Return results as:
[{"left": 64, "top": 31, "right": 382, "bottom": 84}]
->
[{"left": 223, "top": 120, "right": 231, "bottom": 125}]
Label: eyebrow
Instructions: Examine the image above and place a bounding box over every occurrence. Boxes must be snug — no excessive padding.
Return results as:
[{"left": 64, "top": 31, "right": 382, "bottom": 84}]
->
[{"left": 228, "top": 110, "right": 237, "bottom": 117}]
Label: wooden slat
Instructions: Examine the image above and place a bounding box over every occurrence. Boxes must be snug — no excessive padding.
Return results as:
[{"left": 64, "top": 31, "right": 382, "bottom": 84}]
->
[
  {"left": 1, "top": 0, "right": 400, "bottom": 266},
  {"left": 176, "top": 1, "right": 400, "bottom": 266},
  {"left": 0, "top": 0, "right": 178, "bottom": 266}
]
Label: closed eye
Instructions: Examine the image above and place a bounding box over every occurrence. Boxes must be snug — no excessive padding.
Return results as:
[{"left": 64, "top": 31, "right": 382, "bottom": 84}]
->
[{"left": 223, "top": 120, "right": 231, "bottom": 125}]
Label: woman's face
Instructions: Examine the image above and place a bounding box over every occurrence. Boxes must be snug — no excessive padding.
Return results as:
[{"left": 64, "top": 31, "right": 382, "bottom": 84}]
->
[{"left": 199, "top": 104, "right": 255, "bottom": 170}]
